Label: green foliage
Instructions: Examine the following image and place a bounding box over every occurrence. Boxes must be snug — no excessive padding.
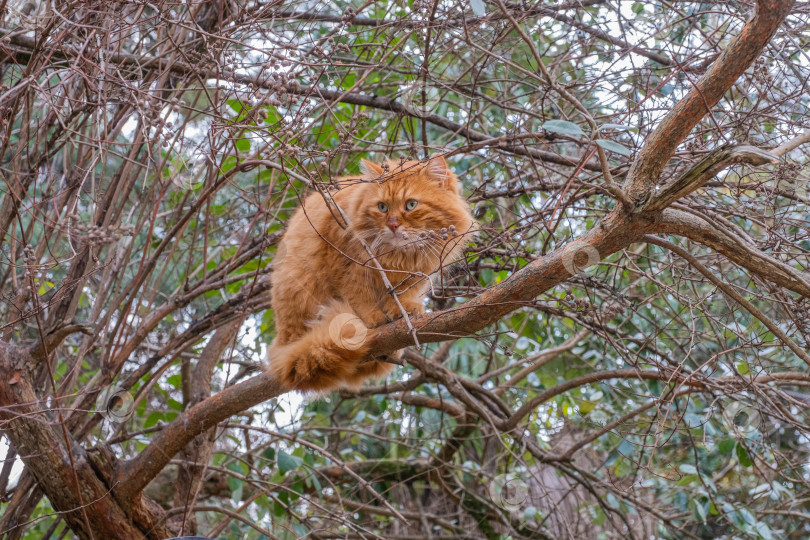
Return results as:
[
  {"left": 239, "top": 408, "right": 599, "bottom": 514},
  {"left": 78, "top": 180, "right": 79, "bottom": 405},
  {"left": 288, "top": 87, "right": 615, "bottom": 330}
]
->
[{"left": 2, "top": 0, "right": 808, "bottom": 538}]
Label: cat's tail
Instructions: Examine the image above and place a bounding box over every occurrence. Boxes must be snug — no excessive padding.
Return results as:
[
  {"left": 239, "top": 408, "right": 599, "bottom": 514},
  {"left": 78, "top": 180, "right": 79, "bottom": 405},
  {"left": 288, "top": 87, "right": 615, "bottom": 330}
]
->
[{"left": 267, "top": 301, "right": 394, "bottom": 392}]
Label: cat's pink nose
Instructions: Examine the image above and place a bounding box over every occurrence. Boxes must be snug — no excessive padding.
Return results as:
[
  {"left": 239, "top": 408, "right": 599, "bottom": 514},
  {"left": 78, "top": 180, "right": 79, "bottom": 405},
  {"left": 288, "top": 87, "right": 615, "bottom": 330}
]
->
[{"left": 387, "top": 217, "right": 400, "bottom": 232}]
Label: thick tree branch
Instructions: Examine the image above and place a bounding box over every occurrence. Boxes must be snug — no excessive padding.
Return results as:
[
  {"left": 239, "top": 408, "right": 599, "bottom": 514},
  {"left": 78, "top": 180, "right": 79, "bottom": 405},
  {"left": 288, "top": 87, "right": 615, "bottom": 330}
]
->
[
  {"left": 0, "top": 343, "right": 170, "bottom": 539},
  {"left": 773, "top": 128, "right": 810, "bottom": 156},
  {"left": 116, "top": 209, "right": 653, "bottom": 497},
  {"left": 27, "top": 323, "right": 92, "bottom": 362},
  {"left": 115, "top": 368, "right": 285, "bottom": 500},
  {"left": 645, "top": 235, "right": 810, "bottom": 367},
  {"left": 172, "top": 318, "right": 243, "bottom": 534},
  {"left": 655, "top": 209, "right": 810, "bottom": 299},
  {"left": 639, "top": 145, "right": 777, "bottom": 212},
  {"left": 623, "top": 0, "right": 795, "bottom": 201}
]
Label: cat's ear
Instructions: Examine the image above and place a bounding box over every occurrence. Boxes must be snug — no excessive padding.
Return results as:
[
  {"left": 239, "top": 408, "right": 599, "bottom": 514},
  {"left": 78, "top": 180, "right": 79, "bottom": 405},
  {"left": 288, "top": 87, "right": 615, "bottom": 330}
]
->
[
  {"left": 425, "top": 156, "right": 457, "bottom": 191},
  {"left": 360, "top": 159, "right": 384, "bottom": 177}
]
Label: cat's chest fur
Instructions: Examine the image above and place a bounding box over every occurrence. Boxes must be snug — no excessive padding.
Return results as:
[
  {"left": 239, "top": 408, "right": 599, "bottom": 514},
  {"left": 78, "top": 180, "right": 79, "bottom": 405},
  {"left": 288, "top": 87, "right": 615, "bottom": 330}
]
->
[{"left": 323, "top": 234, "right": 431, "bottom": 323}]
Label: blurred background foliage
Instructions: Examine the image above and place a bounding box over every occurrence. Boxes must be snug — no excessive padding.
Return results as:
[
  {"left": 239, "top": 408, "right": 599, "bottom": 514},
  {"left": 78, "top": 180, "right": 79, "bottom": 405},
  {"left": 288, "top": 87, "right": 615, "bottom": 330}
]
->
[{"left": 0, "top": 0, "right": 809, "bottom": 538}]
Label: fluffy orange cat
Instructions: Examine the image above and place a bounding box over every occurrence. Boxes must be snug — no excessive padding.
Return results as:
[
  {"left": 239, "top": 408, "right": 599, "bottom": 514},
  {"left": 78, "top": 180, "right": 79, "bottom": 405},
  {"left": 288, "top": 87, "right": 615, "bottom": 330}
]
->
[{"left": 267, "top": 156, "right": 474, "bottom": 391}]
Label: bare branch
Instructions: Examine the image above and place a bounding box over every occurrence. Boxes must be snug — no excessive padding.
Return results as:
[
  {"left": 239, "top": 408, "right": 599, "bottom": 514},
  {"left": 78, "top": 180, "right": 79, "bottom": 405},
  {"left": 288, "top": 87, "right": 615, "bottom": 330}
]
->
[{"left": 640, "top": 145, "right": 777, "bottom": 212}]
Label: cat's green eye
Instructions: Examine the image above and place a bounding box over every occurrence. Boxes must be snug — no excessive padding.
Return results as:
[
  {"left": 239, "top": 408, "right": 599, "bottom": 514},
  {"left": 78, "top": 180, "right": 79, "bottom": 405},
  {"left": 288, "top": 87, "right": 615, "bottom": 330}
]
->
[
  {"left": 377, "top": 202, "right": 388, "bottom": 212},
  {"left": 405, "top": 199, "right": 418, "bottom": 211}
]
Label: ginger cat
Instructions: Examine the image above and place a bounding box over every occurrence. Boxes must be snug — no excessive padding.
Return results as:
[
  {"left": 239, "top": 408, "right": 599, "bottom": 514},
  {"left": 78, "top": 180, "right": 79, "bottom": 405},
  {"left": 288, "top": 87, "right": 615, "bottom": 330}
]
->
[{"left": 267, "top": 156, "right": 474, "bottom": 391}]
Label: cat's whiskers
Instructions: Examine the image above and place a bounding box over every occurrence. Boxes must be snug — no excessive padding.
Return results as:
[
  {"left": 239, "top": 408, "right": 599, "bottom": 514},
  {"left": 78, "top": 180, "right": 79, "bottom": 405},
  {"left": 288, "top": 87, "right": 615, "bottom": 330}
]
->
[
  {"left": 424, "top": 247, "right": 445, "bottom": 272},
  {"left": 417, "top": 237, "right": 446, "bottom": 269},
  {"left": 415, "top": 243, "right": 438, "bottom": 264},
  {"left": 364, "top": 265, "right": 374, "bottom": 291},
  {"left": 369, "top": 234, "right": 386, "bottom": 256},
  {"left": 357, "top": 229, "right": 378, "bottom": 242},
  {"left": 419, "top": 248, "right": 446, "bottom": 274},
  {"left": 423, "top": 237, "right": 447, "bottom": 263}
]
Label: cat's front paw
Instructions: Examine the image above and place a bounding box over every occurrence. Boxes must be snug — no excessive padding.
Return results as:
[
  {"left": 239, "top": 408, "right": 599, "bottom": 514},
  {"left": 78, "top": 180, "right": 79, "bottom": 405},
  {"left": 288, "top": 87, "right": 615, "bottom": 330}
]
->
[
  {"left": 400, "top": 302, "right": 425, "bottom": 319},
  {"left": 384, "top": 301, "right": 424, "bottom": 322}
]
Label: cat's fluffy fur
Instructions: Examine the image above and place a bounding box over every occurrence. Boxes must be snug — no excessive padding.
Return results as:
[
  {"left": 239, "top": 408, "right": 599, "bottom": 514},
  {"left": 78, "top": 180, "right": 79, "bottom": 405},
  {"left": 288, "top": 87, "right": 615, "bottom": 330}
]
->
[{"left": 267, "top": 157, "right": 474, "bottom": 391}]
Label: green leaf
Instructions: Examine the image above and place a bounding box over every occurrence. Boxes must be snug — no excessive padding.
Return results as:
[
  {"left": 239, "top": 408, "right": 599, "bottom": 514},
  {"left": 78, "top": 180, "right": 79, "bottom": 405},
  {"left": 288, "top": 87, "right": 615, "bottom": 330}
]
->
[
  {"left": 227, "top": 99, "right": 244, "bottom": 113},
  {"left": 263, "top": 106, "right": 281, "bottom": 125},
  {"left": 227, "top": 463, "right": 242, "bottom": 493},
  {"left": 542, "top": 119, "right": 583, "bottom": 137},
  {"left": 167, "top": 374, "right": 182, "bottom": 389},
  {"left": 718, "top": 439, "right": 736, "bottom": 455},
  {"left": 677, "top": 474, "right": 698, "bottom": 486},
  {"left": 736, "top": 362, "right": 750, "bottom": 375},
  {"left": 235, "top": 136, "right": 250, "bottom": 152},
  {"left": 168, "top": 398, "right": 184, "bottom": 411},
  {"left": 617, "top": 439, "right": 634, "bottom": 456},
  {"left": 221, "top": 155, "right": 238, "bottom": 173},
  {"left": 631, "top": 2, "right": 644, "bottom": 14},
  {"left": 736, "top": 443, "right": 753, "bottom": 467},
  {"left": 694, "top": 500, "right": 708, "bottom": 522},
  {"left": 756, "top": 521, "right": 775, "bottom": 540},
  {"left": 340, "top": 72, "right": 356, "bottom": 90},
  {"left": 277, "top": 450, "right": 303, "bottom": 474},
  {"left": 579, "top": 399, "right": 596, "bottom": 414},
  {"left": 38, "top": 281, "right": 54, "bottom": 296},
  {"left": 591, "top": 504, "right": 606, "bottom": 526},
  {"left": 595, "top": 139, "right": 633, "bottom": 156},
  {"left": 144, "top": 412, "right": 162, "bottom": 428}
]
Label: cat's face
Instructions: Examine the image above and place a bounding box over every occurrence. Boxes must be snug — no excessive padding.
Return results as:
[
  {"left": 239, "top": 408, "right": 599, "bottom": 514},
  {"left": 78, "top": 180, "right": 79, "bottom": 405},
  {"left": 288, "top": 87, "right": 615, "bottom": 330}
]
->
[{"left": 350, "top": 157, "right": 474, "bottom": 264}]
